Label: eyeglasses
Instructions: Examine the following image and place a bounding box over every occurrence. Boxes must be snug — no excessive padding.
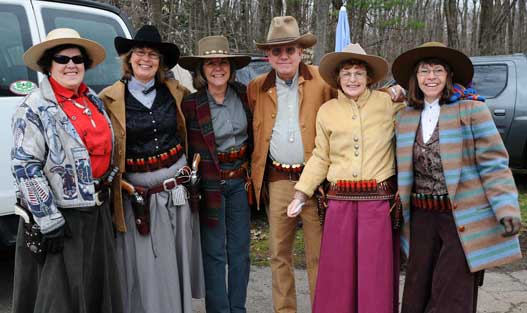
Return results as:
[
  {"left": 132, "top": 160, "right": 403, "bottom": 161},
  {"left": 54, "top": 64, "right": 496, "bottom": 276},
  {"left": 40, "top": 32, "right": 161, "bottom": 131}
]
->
[
  {"left": 133, "top": 49, "right": 160, "bottom": 60},
  {"left": 52, "top": 55, "right": 85, "bottom": 65},
  {"left": 270, "top": 46, "right": 297, "bottom": 57},
  {"left": 417, "top": 68, "right": 446, "bottom": 77},
  {"left": 339, "top": 71, "right": 367, "bottom": 81}
]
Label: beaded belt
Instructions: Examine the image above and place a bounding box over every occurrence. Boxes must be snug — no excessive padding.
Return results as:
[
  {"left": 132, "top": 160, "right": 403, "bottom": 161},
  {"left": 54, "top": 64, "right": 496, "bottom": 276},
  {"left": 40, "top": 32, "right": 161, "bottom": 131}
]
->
[
  {"left": 411, "top": 193, "right": 452, "bottom": 212},
  {"left": 327, "top": 177, "right": 396, "bottom": 201},
  {"left": 126, "top": 144, "right": 184, "bottom": 172},
  {"left": 217, "top": 144, "right": 248, "bottom": 163}
]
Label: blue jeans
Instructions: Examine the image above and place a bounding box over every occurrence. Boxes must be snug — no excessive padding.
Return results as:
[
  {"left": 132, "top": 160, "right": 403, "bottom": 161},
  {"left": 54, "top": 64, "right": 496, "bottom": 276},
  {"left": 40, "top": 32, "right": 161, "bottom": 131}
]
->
[{"left": 201, "top": 178, "right": 251, "bottom": 313}]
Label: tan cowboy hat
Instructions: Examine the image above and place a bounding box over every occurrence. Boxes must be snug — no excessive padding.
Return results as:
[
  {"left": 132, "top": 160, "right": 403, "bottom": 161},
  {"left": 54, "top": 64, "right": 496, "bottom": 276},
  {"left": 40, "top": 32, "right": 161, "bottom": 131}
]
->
[
  {"left": 255, "top": 16, "right": 316, "bottom": 49},
  {"left": 23, "top": 28, "right": 106, "bottom": 73},
  {"left": 318, "top": 43, "right": 389, "bottom": 89},
  {"left": 179, "top": 35, "right": 250, "bottom": 71},
  {"left": 392, "top": 41, "right": 474, "bottom": 89}
]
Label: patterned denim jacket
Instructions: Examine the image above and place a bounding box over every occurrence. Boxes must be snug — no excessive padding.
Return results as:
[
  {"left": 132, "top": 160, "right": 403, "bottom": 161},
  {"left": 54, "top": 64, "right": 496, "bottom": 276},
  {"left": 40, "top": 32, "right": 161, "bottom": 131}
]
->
[{"left": 11, "top": 77, "right": 114, "bottom": 234}]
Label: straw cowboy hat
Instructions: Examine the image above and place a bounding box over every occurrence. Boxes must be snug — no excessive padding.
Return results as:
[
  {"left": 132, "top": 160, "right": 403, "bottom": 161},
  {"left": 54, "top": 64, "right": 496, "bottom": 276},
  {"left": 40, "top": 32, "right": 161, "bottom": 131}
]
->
[
  {"left": 178, "top": 35, "right": 251, "bottom": 71},
  {"left": 23, "top": 28, "right": 106, "bottom": 73},
  {"left": 318, "top": 43, "right": 389, "bottom": 89},
  {"left": 114, "top": 25, "right": 180, "bottom": 68},
  {"left": 255, "top": 16, "right": 317, "bottom": 49},
  {"left": 392, "top": 41, "right": 474, "bottom": 89}
]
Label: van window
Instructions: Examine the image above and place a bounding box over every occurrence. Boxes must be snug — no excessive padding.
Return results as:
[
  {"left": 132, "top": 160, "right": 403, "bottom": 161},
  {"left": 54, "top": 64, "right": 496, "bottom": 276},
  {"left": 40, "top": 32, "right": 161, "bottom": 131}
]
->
[
  {"left": 472, "top": 64, "right": 508, "bottom": 98},
  {"left": 0, "top": 4, "right": 38, "bottom": 97},
  {"left": 42, "top": 8, "right": 126, "bottom": 92}
]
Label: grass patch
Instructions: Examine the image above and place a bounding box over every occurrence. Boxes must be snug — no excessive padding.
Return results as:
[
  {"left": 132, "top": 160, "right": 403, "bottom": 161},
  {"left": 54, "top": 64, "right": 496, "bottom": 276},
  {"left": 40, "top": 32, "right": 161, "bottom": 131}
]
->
[{"left": 250, "top": 217, "right": 306, "bottom": 268}]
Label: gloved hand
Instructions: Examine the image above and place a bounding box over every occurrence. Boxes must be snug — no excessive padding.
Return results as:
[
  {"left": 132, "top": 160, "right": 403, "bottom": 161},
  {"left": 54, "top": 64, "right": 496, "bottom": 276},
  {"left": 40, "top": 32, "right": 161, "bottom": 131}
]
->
[
  {"left": 43, "top": 222, "right": 71, "bottom": 253},
  {"left": 287, "top": 191, "right": 308, "bottom": 218},
  {"left": 500, "top": 217, "right": 522, "bottom": 237}
]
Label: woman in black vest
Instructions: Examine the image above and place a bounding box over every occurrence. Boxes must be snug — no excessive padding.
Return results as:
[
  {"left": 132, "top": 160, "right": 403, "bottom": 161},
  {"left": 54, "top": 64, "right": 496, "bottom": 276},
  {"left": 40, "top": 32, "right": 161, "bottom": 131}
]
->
[{"left": 99, "top": 25, "right": 205, "bottom": 313}]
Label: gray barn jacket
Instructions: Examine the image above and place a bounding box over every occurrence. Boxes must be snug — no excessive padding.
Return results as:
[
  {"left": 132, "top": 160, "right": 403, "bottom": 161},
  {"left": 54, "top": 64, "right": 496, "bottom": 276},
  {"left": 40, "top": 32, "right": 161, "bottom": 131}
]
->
[{"left": 11, "top": 77, "right": 114, "bottom": 234}]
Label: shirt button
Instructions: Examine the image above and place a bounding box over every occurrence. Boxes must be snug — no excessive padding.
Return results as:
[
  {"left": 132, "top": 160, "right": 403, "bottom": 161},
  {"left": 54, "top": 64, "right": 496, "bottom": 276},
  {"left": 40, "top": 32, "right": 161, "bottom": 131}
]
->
[
  {"left": 458, "top": 226, "right": 465, "bottom": 232},
  {"left": 352, "top": 115, "right": 357, "bottom": 120},
  {"left": 153, "top": 129, "right": 157, "bottom": 132},
  {"left": 352, "top": 173, "right": 358, "bottom": 177},
  {"left": 354, "top": 151, "right": 359, "bottom": 156},
  {"left": 354, "top": 144, "right": 359, "bottom": 149},
  {"left": 154, "top": 138, "right": 158, "bottom": 141},
  {"left": 271, "top": 113, "right": 276, "bottom": 118},
  {"left": 152, "top": 120, "right": 156, "bottom": 124},
  {"left": 155, "top": 146, "right": 159, "bottom": 149},
  {"left": 354, "top": 137, "right": 359, "bottom": 142},
  {"left": 149, "top": 112, "right": 152, "bottom": 115}
]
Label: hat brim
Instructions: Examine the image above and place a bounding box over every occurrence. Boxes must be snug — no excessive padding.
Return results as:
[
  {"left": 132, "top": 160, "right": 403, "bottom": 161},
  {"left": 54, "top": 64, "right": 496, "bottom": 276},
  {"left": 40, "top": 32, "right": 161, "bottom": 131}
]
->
[
  {"left": 114, "top": 37, "right": 180, "bottom": 68},
  {"left": 319, "top": 51, "right": 389, "bottom": 89},
  {"left": 392, "top": 46, "right": 473, "bottom": 89},
  {"left": 23, "top": 37, "right": 106, "bottom": 73},
  {"left": 178, "top": 54, "right": 251, "bottom": 72},
  {"left": 255, "top": 33, "right": 317, "bottom": 49}
]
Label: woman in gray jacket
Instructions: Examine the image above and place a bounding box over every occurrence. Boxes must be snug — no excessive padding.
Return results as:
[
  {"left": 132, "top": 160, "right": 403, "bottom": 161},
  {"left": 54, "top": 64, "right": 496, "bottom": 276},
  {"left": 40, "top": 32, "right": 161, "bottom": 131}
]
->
[{"left": 11, "top": 28, "right": 122, "bottom": 313}]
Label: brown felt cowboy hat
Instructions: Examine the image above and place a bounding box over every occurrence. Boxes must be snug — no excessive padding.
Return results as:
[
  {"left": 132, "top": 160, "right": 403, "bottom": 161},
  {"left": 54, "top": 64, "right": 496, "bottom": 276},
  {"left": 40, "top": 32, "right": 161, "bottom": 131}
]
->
[
  {"left": 392, "top": 41, "right": 474, "bottom": 89},
  {"left": 114, "top": 25, "right": 180, "bottom": 68},
  {"left": 255, "top": 16, "right": 317, "bottom": 49},
  {"left": 23, "top": 28, "right": 106, "bottom": 73},
  {"left": 179, "top": 35, "right": 250, "bottom": 71},
  {"left": 318, "top": 43, "right": 389, "bottom": 89}
]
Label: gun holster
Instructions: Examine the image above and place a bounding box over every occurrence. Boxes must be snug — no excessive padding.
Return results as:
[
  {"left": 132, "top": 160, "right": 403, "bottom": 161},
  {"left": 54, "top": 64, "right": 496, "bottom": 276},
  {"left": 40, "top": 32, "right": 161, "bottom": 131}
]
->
[{"left": 130, "top": 187, "right": 150, "bottom": 236}]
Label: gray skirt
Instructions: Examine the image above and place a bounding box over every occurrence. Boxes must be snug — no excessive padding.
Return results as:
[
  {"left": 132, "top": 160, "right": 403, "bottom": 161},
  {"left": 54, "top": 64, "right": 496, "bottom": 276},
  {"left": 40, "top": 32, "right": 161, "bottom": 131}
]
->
[
  {"left": 12, "top": 201, "right": 123, "bottom": 313},
  {"left": 116, "top": 155, "right": 205, "bottom": 313}
]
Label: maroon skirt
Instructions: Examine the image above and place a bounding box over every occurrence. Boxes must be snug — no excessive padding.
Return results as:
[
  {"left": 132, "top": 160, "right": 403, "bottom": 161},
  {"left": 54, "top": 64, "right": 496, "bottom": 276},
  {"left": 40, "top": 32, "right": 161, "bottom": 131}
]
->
[{"left": 313, "top": 199, "right": 399, "bottom": 313}]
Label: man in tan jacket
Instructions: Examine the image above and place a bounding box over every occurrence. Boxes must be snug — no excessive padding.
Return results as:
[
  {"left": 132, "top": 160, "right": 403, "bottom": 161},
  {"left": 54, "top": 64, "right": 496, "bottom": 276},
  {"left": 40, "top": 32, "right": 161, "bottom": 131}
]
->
[{"left": 248, "top": 16, "right": 335, "bottom": 313}]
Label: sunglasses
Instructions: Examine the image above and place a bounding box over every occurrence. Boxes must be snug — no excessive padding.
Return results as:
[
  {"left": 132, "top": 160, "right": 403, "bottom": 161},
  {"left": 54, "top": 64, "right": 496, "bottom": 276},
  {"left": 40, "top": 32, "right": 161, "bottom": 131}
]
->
[
  {"left": 270, "top": 46, "right": 298, "bottom": 57},
  {"left": 52, "top": 55, "right": 85, "bottom": 65}
]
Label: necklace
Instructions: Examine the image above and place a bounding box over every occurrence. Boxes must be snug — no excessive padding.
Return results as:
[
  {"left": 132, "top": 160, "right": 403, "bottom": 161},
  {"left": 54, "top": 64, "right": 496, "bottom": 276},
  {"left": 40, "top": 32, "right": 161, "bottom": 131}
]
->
[{"left": 60, "top": 95, "right": 96, "bottom": 128}]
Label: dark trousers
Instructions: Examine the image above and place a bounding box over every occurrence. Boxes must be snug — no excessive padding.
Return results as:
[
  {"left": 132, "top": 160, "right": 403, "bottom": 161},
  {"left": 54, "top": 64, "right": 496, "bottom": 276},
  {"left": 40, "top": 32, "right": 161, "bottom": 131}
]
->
[
  {"left": 200, "top": 178, "right": 251, "bottom": 313},
  {"left": 401, "top": 208, "right": 477, "bottom": 313}
]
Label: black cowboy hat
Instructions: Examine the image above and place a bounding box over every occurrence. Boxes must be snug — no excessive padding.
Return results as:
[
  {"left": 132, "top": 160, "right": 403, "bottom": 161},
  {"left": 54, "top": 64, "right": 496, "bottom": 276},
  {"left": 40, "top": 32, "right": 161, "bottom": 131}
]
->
[{"left": 114, "top": 25, "right": 180, "bottom": 68}]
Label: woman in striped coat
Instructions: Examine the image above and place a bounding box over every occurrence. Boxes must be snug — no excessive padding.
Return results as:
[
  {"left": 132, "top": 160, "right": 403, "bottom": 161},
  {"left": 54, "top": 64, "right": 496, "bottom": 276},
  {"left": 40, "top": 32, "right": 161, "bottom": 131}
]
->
[{"left": 392, "top": 42, "right": 522, "bottom": 313}]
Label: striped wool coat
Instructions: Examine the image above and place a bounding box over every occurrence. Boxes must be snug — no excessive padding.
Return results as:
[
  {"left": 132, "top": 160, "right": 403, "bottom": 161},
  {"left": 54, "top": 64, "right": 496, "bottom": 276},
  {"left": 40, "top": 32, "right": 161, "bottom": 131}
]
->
[
  {"left": 181, "top": 81, "right": 253, "bottom": 226},
  {"left": 396, "top": 99, "right": 522, "bottom": 272}
]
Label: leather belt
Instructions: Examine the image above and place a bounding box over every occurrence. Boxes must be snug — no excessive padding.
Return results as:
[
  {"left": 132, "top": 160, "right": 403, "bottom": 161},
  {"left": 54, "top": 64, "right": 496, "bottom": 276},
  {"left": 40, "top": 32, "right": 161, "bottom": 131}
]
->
[
  {"left": 327, "top": 176, "right": 396, "bottom": 201},
  {"left": 134, "top": 166, "right": 191, "bottom": 197},
  {"left": 220, "top": 162, "right": 248, "bottom": 180},
  {"left": 411, "top": 193, "right": 452, "bottom": 212}
]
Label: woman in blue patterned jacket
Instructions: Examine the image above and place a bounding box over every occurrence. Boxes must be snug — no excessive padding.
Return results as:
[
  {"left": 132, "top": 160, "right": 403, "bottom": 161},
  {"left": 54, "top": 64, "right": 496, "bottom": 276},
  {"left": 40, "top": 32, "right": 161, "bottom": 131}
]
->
[
  {"left": 11, "top": 28, "right": 122, "bottom": 313},
  {"left": 392, "top": 42, "right": 522, "bottom": 313}
]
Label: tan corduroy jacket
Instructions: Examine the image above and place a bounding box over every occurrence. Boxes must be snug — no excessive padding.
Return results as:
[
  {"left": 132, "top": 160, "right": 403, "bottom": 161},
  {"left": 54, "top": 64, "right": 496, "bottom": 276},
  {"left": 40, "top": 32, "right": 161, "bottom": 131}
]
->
[
  {"left": 248, "top": 63, "right": 335, "bottom": 208},
  {"left": 295, "top": 89, "right": 405, "bottom": 197},
  {"left": 99, "top": 79, "right": 189, "bottom": 232}
]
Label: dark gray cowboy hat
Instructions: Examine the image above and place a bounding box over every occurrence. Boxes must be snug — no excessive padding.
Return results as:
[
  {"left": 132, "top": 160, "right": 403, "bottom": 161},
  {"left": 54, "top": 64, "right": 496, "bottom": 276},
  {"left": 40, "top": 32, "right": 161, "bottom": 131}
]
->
[
  {"left": 179, "top": 35, "right": 250, "bottom": 71},
  {"left": 392, "top": 41, "right": 474, "bottom": 89},
  {"left": 114, "top": 25, "right": 180, "bottom": 68}
]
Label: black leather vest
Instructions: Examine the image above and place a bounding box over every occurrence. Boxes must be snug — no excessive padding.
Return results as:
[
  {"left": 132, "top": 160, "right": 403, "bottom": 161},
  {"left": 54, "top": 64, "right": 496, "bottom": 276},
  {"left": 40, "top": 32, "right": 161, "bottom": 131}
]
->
[{"left": 125, "top": 84, "right": 182, "bottom": 160}]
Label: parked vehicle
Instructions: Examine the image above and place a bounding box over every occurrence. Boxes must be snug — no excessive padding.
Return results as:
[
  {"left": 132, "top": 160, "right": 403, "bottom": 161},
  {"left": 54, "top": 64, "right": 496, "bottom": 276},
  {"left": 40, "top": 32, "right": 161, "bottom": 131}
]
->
[
  {"left": 471, "top": 54, "right": 527, "bottom": 169},
  {"left": 0, "top": 0, "right": 132, "bottom": 246}
]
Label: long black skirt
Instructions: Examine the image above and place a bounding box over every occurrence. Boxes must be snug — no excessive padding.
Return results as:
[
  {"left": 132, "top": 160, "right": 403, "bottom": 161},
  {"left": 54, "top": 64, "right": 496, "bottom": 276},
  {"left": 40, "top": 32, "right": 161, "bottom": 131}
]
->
[{"left": 12, "top": 202, "right": 123, "bottom": 313}]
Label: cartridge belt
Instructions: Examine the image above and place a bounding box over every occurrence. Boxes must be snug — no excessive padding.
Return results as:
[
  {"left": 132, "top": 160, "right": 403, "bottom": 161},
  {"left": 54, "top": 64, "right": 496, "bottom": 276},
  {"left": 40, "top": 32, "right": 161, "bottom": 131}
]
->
[
  {"left": 327, "top": 177, "right": 396, "bottom": 201},
  {"left": 266, "top": 160, "right": 305, "bottom": 182},
  {"left": 220, "top": 162, "right": 249, "bottom": 180},
  {"left": 411, "top": 193, "right": 452, "bottom": 212},
  {"left": 126, "top": 144, "right": 184, "bottom": 172},
  {"left": 217, "top": 144, "right": 248, "bottom": 163}
]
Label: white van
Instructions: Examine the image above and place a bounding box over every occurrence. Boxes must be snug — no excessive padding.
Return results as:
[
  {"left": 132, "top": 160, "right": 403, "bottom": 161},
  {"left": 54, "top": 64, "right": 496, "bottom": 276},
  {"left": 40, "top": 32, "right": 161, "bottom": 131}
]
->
[{"left": 0, "top": 0, "right": 133, "bottom": 246}]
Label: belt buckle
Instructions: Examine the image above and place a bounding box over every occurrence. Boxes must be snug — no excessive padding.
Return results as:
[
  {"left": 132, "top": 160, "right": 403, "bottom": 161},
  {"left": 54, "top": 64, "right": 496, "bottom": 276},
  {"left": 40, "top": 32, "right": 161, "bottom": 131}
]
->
[{"left": 163, "top": 177, "right": 177, "bottom": 191}]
